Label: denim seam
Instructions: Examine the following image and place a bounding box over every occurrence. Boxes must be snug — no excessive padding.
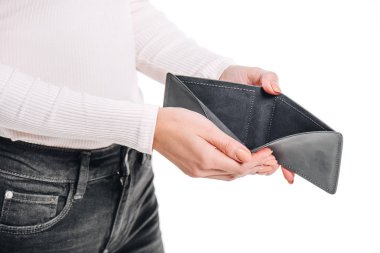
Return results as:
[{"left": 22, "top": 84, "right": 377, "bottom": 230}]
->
[
  {"left": 10, "top": 191, "right": 58, "bottom": 203},
  {"left": 0, "top": 196, "right": 5, "bottom": 222},
  {"left": 1, "top": 196, "right": 11, "bottom": 224},
  {"left": 116, "top": 157, "right": 137, "bottom": 248},
  {"left": 118, "top": 160, "right": 156, "bottom": 249},
  {"left": 87, "top": 173, "right": 118, "bottom": 183},
  {"left": 0, "top": 138, "right": 117, "bottom": 153},
  {"left": 0, "top": 168, "right": 74, "bottom": 183},
  {"left": 0, "top": 168, "right": 117, "bottom": 184},
  {"left": 73, "top": 151, "right": 91, "bottom": 200},
  {"left": 6, "top": 198, "right": 58, "bottom": 205},
  {"left": 102, "top": 155, "right": 134, "bottom": 251}
]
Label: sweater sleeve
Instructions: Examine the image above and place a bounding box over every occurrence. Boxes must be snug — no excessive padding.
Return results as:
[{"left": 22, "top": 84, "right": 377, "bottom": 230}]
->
[
  {"left": 0, "top": 63, "right": 159, "bottom": 154},
  {"left": 130, "top": 0, "right": 236, "bottom": 84}
]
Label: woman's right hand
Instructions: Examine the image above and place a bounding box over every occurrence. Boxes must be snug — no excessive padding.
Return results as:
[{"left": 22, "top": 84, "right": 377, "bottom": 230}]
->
[{"left": 153, "top": 107, "right": 279, "bottom": 181}]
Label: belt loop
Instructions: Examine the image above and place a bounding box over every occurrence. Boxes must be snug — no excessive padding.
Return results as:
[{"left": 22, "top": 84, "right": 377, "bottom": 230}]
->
[
  {"left": 74, "top": 150, "right": 91, "bottom": 200},
  {"left": 119, "top": 146, "right": 130, "bottom": 177}
]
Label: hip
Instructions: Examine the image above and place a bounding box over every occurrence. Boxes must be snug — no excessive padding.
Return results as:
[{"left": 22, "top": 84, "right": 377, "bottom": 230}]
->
[{"left": 0, "top": 135, "right": 160, "bottom": 253}]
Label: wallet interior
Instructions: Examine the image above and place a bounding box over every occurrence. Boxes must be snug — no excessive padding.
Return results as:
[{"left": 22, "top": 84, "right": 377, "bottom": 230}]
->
[
  {"left": 173, "top": 75, "right": 333, "bottom": 150},
  {"left": 164, "top": 73, "right": 343, "bottom": 194}
]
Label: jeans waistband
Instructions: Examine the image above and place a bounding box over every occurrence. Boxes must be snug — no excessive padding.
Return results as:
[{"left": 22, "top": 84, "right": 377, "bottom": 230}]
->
[{"left": 0, "top": 135, "right": 131, "bottom": 185}]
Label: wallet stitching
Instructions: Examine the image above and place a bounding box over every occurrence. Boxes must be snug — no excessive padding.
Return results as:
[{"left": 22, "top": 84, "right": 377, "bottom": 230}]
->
[
  {"left": 332, "top": 135, "right": 343, "bottom": 192},
  {"left": 265, "top": 97, "right": 278, "bottom": 143},
  {"left": 182, "top": 81, "right": 256, "bottom": 93},
  {"left": 243, "top": 96, "right": 255, "bottom": 144},
  {"left": 279, "top": 98, "right": 326, "bottom": 130},
  {"left": 183, "top": 81, "right": 256, "bottom": 143}
]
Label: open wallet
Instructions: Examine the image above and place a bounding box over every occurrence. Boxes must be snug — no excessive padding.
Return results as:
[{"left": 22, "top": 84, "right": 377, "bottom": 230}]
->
[{"left": 163, "top": 73, "right": 343, "bottom": 194}]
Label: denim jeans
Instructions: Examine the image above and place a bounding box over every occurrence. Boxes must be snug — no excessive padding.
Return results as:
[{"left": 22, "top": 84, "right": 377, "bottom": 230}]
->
[{"left": 0, "top": 136, "right": 165, "bottom": 253}]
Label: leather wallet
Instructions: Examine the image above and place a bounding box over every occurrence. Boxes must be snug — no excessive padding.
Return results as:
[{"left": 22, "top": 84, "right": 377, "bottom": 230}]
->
[{"left": 163, "top": 73, "right": 343, "bottom": 194}]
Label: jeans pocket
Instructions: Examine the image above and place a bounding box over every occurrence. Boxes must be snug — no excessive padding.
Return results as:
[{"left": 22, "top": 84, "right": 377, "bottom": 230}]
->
[
  {"left": 1, "top": 190, "right": 58, "bottom": 226},
  {"left": 0, "top": 172, "right": 75, "bottom": 235}
]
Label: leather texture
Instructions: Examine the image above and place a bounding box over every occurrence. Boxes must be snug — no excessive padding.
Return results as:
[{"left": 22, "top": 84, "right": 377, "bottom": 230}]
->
[{"left": 163, "top": 73, "right": 343, "bottom": 194}]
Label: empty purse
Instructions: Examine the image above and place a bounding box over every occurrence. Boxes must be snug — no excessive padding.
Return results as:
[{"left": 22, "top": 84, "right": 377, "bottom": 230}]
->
[{"left": 163, "top": 73, "right": 343, "bottom": 194}]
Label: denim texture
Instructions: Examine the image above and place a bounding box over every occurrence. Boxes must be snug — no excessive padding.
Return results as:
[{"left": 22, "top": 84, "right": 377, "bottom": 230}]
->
[{"left": 0, "top": 135, "right": 164, "bottom": 253}]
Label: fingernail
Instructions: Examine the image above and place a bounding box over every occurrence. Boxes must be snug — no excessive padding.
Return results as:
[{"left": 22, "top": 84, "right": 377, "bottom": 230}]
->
[
  {"left": 289, "top": 178, "right": 294, "bottom": 184},
  {"left": 236, "top": 148, "right": 251, "bottom": 163},
  {"left": 262, "top": 148, "right": 273, "bottom": 155},
  {"left": 271, "top": 82, "right": 281, "bottom": 93}
]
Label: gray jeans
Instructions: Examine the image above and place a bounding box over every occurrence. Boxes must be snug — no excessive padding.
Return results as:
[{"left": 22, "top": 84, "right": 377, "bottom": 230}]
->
[{"left": 0, "top": 135, "right": 164, "bottom": 253}]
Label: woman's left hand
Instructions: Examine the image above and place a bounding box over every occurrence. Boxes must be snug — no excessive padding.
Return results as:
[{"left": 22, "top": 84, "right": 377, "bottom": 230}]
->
[{"left": 219, "top": 65, "right": 295, "bottom": 184}]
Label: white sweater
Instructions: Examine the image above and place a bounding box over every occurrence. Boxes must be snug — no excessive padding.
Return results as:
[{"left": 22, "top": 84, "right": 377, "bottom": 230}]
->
[{"left": 0, "top": 0, "right": 234, "bottom": 154}]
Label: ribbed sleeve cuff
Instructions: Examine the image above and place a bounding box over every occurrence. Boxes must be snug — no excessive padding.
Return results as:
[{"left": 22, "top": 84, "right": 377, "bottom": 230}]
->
[{"left": 133, "top": 103, "right": 159, "bottom": 155}]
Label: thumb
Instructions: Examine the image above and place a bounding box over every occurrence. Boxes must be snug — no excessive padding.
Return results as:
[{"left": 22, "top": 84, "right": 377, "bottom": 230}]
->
[
  {"left": 261, "top": 72, "right": 281, "bottom": 95},
  {"left": 207, "top": 128, "right": 252, "bottom": 163},
  {"left": 281, "top": 166, "right": 295, "bottom": 184}
]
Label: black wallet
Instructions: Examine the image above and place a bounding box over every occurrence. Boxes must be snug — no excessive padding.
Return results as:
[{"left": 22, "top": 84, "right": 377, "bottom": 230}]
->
[{"left": 163, "top": 73, "right": 343, "bottom": 194}]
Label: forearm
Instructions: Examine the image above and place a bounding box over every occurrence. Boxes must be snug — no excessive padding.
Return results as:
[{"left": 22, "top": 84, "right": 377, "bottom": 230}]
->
[
  {"left": 131, "top": 0, "right": 235, "bottom": 83},
  {"left": 0, "top": 64, "right": 158, "bottom": 154}
]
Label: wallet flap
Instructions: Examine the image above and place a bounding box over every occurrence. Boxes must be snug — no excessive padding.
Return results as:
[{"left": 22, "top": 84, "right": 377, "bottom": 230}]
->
[
  {"left": 164, "top": 73, "right": 205, "bottom": 115},
  {"left": 200, "top": 105, "right": 241, "bottom": 142},
  {"left": 164, "top": 73, "right": 239, "bottom": 140},
  {"left": 253, "top": 131, "right": 343, "bottom": 194}
]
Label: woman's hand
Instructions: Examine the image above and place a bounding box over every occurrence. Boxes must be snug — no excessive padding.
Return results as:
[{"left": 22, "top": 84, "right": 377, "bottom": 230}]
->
[
  {"left": 153, "top": 107, "right": 279, "bottom": 181},
  {"left": 219, "top": 65, "right": 295, "bottom": 184}
]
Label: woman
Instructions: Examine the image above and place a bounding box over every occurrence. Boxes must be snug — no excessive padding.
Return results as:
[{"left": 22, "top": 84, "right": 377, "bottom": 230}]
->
[{"left": 0, "top": 0, "right": 294, "bottom": 252}]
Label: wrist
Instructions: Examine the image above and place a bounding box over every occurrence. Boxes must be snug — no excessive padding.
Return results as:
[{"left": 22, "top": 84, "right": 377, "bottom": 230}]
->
[
  {"left": 152, "top": 108, "right": 163, "bottom": 151},
  {"left": 213, "top": 58, "right": 236, "bottom": 80}
]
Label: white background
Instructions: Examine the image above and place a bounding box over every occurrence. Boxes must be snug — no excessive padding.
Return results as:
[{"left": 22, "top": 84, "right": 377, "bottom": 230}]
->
[{"left": 139, "top": 1, "right": 380, "bottom": 252}]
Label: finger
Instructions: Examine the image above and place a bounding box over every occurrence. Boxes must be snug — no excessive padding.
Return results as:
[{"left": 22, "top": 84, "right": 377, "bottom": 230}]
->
[
  {"left": 248, "top": 157, "right": 278, "bottom": 174},
  {"left": 245, "top": 67, "right": 281, "bottom": 95},
  {"left": 258, "top": 164, "right": 281, "bottom": 175},
  {"left": 245, "top": 67, "right": 265, "bottom": 86},
  {"left": 200, "top": 140, "right": 248, "bottom": 175},
  {"left": 204, "top": 174, "right": 237, "bottom": 181},
  {"left": 250, "top": 147, "right": 274, "bottom": 163},
  {"left": 263, "top": 158, "right": 278, "bottom": 167},
  {"left": 281, "top": 166, "right": 295, "bottom": 184},
  {"left": 260, "top": 71, "right": 281, "bottom": 95},
  {"left": 207, "top": 127, "right": 252, "bottom": 163},
  {"left": 256, "top": 165, "right": 279, "bottom": 174},
  {"left": 262, "top": 165, "right": 281, "bottom": 176},
  {"left": 238, "top": 148, "right": 274, "bottom": 172},
  {"left": 212, "top": 151, "right": 247, "bottom": 175},
  {"left": 194, "top": 168, "right": 234, "bottom": 178}
]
